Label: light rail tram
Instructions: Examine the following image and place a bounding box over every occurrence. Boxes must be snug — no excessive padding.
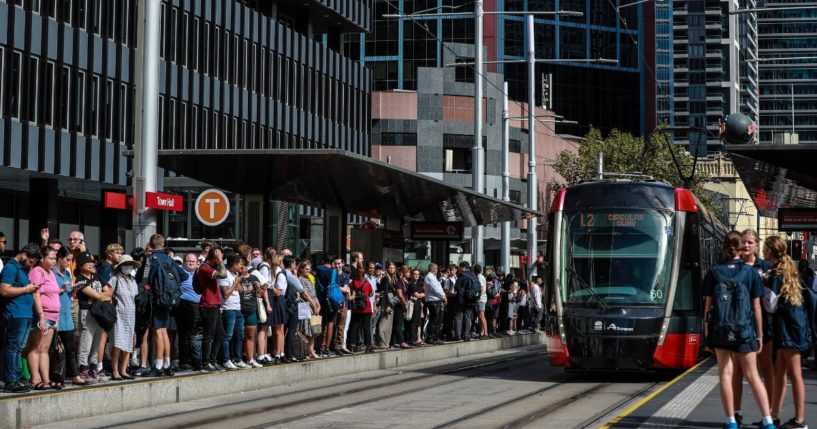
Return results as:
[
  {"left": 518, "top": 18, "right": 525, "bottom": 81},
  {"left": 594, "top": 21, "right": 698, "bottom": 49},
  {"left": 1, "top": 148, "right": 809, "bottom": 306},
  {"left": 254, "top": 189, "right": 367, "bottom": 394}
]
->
[{"left": 543, "top": 178, "right": 726, "bottom": 371}]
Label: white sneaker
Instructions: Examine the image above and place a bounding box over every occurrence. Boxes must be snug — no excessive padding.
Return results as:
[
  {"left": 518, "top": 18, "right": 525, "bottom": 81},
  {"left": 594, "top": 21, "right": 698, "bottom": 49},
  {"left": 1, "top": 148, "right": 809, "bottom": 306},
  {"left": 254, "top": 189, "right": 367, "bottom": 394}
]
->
[
  {"left": 234, "top": 360, "right": 248, "bottom": 369},
  {"left": 222, "top": 360, "right": 238, "bottom": 371},
  {"left": 248, "top": 360, "right": 263, "bottom": 368}
]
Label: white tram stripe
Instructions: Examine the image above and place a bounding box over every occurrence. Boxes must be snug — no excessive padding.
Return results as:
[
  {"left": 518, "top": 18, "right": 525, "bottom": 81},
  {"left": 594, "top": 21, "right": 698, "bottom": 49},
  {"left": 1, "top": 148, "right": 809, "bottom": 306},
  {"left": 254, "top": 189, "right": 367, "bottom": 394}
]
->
[{"left": 638, "top": 366, "right": 720, "bottom": 428}]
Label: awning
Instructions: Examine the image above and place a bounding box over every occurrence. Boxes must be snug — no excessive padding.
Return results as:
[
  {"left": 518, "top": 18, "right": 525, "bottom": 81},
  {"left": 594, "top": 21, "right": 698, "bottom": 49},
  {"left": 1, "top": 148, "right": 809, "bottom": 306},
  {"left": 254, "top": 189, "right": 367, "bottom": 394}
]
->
[
  {"left": 725, "top": 144, "right": 817, "bottom": 217},
  {"left": 157, "top": 149, "right": 542, "bottom": 226}
]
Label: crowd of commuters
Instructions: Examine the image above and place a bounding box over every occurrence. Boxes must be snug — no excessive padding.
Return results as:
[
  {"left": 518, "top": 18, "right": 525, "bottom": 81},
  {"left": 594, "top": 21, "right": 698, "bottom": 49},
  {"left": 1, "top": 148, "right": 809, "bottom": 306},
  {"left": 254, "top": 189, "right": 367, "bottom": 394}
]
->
[
  {"left": 705, "top": 229, "right": 816, "bottom": 429},
  {"left": 0, "top": 231, "right": 545, "bottom": 394}
]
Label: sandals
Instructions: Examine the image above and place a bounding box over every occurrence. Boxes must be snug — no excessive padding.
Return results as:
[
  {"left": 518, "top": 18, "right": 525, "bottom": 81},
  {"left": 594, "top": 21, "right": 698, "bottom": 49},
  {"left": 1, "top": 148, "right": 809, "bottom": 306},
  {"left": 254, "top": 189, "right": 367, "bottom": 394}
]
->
[
  {"left": 121, "top": 374, "right": 134, "bottom": 380},
  {"left": 32, "top": 382, "right": 51, "bottom": 390}
]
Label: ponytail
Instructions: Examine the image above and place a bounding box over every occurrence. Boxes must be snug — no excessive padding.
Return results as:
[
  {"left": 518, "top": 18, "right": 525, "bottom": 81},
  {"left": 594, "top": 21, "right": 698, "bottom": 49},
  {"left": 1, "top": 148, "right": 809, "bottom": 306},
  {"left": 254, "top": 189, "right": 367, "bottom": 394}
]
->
[{"left": 764, "top": 235, "right": 803, "bottom": 306}]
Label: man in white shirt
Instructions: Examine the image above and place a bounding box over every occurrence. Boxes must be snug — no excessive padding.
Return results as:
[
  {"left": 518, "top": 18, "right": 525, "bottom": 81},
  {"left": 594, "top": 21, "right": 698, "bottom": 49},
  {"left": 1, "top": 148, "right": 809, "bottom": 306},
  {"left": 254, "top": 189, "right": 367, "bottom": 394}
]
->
[
  {"left": 424, "top": 263, "right": 446, "bottom": 344},
  {"left": 442, "top": 264, "right": 458, "bottom": 341},
  {"left": 218, "top": 255, "right": 245, "bottom": 370}
]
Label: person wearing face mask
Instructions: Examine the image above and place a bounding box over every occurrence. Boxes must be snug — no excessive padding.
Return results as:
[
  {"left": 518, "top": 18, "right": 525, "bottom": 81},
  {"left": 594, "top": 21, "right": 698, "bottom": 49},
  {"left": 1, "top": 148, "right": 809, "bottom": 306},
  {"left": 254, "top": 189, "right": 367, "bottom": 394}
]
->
[{"left": 108, "top": 255, "right": 141, "bottom": 381}]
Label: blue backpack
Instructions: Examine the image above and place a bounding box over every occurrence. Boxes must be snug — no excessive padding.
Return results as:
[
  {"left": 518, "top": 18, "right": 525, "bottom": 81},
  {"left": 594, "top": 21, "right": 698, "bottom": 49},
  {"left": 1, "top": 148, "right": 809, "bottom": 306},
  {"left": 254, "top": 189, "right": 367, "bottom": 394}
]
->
[
  {"left": 708, "top": 266, "right": 754, "bottom": 348},
  {"left": 326, "top": 269, "right": 343, "bottom": 308}
]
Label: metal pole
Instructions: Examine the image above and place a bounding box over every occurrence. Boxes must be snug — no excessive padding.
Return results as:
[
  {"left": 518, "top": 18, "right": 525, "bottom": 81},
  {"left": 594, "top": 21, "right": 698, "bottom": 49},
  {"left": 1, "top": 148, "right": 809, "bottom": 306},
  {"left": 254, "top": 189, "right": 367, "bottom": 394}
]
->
[
  {"left": 598, "top": 151, "right": 604, "bottom": 180},
  {"left": 472, "top": 0, "right": 485, "bottom": 266},
  {"left": 133, "top": 0, "right": 161, "bottom": 248},
  {"left": 526, "top": 14, "right": 537, "bottom": 279},
  {"left": 501, "top": 82, "right": 511, "bottom": 273}
]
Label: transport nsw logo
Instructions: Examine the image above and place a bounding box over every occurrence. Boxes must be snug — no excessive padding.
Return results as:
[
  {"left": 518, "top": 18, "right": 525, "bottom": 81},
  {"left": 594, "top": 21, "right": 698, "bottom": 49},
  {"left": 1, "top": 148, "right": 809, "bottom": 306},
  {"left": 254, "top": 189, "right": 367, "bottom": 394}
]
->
[{"left": 593, "top": 321, "right": 634, "bottom": 333}]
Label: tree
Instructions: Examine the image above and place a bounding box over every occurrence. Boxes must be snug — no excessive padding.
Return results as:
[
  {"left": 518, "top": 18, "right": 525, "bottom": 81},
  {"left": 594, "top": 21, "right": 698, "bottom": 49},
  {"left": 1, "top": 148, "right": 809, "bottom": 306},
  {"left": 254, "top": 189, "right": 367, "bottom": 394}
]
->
[{"left": 548, "top": 127, "right": 721, "bottom": 217}]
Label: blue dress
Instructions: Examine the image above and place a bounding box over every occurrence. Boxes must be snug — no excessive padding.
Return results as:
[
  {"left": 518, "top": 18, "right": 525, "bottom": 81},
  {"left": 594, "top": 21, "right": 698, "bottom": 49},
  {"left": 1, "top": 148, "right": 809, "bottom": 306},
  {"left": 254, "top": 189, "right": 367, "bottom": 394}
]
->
[{"left": 768, "top": 274, "right": 812, "bottom": 353}]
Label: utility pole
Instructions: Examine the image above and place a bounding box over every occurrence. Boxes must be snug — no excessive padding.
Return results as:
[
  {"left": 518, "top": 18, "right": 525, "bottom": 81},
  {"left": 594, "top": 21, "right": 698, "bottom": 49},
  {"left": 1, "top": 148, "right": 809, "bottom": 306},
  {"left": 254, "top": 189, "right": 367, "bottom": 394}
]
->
[
  {"left": 133, "top": 0, "right": 161, "bottom": 247},
  {"left": 526, "top": 14, "right": 537, "bottom": 279},
  {"left": 501, "top": 82, "right": 511, "bottom": 273},
  {"left": 472, "top": 0, "right": 485, "bottom": 266}
]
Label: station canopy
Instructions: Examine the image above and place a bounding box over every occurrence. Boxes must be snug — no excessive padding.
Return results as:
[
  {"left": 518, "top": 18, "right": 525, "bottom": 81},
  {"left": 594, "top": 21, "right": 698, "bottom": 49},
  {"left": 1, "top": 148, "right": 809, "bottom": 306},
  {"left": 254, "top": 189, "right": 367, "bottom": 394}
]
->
[
  {"left": 725, "top": 144, "right": 817, "bottom": 217},
  {"left": 158, "top": 149, "right": 541, "bottom": 226}
]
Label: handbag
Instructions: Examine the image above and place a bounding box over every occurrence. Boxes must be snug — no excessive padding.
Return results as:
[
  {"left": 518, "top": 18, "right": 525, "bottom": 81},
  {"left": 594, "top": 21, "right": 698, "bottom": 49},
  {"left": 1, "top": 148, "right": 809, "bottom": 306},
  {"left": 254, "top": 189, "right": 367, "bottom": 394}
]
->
[
  {"left": 49, "top": 334, "right": 66, "bottom": 385},
  {"left": 309, "top": 315, "right": 323, "bottom": 336},
  {"left": 90, "top": 300, "right": 117, "bottom": 331},
  {"left": 257, "top": 297, "right": 268, "bottom": 324},
  {"left": 298, "top": 301, "right": 312, "bottom": 320},
  {"left": 404, "top": 300, "right": 415, "bottom": 321}
]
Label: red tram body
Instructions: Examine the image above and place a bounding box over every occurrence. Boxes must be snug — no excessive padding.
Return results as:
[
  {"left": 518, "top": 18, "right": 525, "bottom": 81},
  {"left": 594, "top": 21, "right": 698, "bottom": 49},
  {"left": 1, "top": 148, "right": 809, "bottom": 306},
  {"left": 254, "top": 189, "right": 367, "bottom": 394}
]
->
[{"left": 544, "top": 180, "right": 726, "bottom": 370}]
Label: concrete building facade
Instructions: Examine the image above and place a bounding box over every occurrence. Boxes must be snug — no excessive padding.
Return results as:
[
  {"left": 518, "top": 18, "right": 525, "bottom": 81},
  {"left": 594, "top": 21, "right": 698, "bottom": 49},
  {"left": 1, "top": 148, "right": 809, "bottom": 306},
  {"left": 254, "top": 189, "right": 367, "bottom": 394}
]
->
[{"left": 370, "top": 44, "right": 576, "bottom": 268}]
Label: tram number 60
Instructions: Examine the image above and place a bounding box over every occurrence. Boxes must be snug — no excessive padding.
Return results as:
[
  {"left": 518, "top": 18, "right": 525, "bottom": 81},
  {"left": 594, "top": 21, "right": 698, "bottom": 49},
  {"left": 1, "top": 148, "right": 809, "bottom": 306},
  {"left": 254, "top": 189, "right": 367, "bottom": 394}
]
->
[{"left": 580, "top": 213, "right": 595, "bottom": 228}]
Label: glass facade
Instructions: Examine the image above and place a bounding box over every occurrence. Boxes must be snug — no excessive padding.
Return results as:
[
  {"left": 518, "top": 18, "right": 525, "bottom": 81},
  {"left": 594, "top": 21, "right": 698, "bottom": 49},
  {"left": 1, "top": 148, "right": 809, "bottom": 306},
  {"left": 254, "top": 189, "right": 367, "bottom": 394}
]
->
[
  {"left": 757, "top": 3, "right": 817, "bottom": 144},
  {"left": 667, "top": 0, "right": 754, "bottom": 155},
  {"left": 351, "top": 0, "right": 644, "bottom": 136}
]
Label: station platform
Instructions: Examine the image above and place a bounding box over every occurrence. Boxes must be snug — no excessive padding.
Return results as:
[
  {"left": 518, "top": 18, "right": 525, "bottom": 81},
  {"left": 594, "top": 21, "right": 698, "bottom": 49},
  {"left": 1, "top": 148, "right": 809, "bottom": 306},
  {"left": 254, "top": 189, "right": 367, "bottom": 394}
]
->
[
  {"left": 0, "top": 332, "right": 544, "bottom": 429},
  {"left": 605, "top": 357, "right": 817, "bottom": 428}
]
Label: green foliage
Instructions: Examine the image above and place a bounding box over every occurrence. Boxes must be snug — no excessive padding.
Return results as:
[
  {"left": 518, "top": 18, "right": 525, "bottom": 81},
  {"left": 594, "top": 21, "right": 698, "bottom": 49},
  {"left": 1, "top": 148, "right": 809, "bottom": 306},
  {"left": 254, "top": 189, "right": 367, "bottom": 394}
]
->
[{"left": 549, "top": 127, "right": 721, "bottom": 217}]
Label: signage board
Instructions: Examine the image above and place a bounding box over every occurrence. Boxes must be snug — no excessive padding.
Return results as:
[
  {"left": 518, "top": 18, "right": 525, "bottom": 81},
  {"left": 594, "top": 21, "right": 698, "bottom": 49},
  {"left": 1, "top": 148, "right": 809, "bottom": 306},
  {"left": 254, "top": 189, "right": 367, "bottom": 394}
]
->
[
  {"left": 410, "top": 222, "right": 463, "bottom": 241},
  {"left": 778, "top": 208, "right": 817, "bottom": 232},
  {"left": 103, "top": 192, "right": 131, "bottom": 210},
  {"left": 145, "top": 192, "right": 183, "bottom": 212},
  {"left": 195, "top": 189, "right": 231, "bottom": 226}
]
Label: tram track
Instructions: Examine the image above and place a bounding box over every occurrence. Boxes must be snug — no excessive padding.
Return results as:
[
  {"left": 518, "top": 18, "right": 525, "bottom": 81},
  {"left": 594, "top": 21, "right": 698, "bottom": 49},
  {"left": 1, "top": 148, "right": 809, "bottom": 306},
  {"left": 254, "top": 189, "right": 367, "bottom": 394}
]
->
[
  {"left": 217, "top": 352, "right": 547, "bottom": 429},
  {"left": 97, "top": 348, "right": 546, "bottom": 429}
]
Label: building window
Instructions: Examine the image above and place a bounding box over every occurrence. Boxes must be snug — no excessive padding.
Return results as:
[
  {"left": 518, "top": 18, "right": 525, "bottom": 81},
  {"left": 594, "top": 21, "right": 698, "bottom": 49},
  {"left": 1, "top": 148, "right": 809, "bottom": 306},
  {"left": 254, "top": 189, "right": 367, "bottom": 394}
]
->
[
  {"left": 24, "top": 56, "right": 39, "bottom": 123},
  {"left": 43, "top": 61, "right": 55, "bottom": 126},
  {"left": 509, "top": 190, "right": 522, "bottom": 205},
  {"left": 380, "top": 133, "right": 417, "bottom": 146},
  {"left": 73, "top": 0, "right": 86, "bottom": 29},
  {"left": 190, "top": 18, "right": 199, "bottom": 71},
  {"left": 443, "top": 134, "right": 477, "bottom": 173},
  {"left": 90, "top": 0, "right": 101, "bottom": 34},
  {"left": 157, "top": 95, "right": 164, "bottom": 147},
  {"left": 159, "top": 4, "right": 166, "bottom": 58},
  {"left": 509, "top": 139, "right": 522, "bottom": 153},
  {"left": 104, "top": 79, "right": 113, "bottom": 138},
  {"left": 117, "top": 83, "right": 127, "bottom": 141},
  {"left": 0, "top": 48, "right": 4, "bottom": 118},
  {"left": 74, "top": 70, "right": 84, "bottom": 131},
  {"left": 90, "top": 75, "right": 99, "bottom": 135}
]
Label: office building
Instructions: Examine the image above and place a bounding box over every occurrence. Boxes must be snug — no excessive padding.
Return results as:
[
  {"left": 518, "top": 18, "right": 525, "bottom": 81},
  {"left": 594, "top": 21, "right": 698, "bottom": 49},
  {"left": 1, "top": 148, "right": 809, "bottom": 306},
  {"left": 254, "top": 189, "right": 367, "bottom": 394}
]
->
[
  {"left": 371, "top": 43, "right": 577, "bottom": 268},
  {"left": 660, "top": 0, "right": 757, "bottom": 155},
  {"left": 0, "top": 0, "right": 371, "bottom": 254},
  {"left": 757, "top": 2, "right": 817, "bottom": 144},
  {"left": 349, "top": 0, "right": 646, "bottom": 137}
]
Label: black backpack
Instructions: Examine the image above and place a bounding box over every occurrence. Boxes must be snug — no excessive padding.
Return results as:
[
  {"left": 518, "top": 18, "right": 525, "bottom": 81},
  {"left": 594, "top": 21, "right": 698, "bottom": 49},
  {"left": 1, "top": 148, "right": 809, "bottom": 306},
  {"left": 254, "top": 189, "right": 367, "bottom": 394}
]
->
[
  {"left": 708, "top": 266, "right": 754, "bottom": 348},
  {"left": 350, "top": 283, "right": 368, "bottom": 311},
  {"left": 150, "top": 256, "right": 182, "bottom": 310},
  {"left": 192, "top": 269, "right": 204, "bottom": 294},
  {"left": 461, "top": 273, "right": 481, "bottom": 303}
]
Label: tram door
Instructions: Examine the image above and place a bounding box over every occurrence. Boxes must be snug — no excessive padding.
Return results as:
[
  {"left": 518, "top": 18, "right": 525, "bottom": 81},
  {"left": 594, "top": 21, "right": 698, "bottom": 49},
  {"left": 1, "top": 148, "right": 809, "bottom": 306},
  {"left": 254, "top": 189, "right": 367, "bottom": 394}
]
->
[{"left": 543, "top": 213, "right": 559, "bottom": 337}]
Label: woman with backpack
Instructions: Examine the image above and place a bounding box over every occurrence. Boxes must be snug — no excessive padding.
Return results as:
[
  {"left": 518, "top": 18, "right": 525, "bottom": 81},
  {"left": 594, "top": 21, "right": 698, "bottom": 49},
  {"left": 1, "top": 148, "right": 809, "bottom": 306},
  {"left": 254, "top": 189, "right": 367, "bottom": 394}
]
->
[
  {"left": 764, "top": 235, "right": 810, "bottom": 429},
  {"left": 703, "top": 231, "right": 774, "bottom": 429},
  {"left": 732, "top": 229, "right": 775, "bottom": 427}
]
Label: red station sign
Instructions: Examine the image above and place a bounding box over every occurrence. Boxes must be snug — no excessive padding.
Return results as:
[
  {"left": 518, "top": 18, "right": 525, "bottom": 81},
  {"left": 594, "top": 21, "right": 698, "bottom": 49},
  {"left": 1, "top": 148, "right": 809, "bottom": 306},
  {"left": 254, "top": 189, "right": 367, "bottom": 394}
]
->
[{"left": 145, "top": 192, "right": 184, "bottom": 212}]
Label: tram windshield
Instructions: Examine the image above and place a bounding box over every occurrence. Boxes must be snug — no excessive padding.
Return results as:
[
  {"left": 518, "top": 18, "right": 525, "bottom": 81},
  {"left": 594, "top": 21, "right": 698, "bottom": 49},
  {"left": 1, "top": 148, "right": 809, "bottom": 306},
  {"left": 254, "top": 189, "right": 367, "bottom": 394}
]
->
[{"left": 560, "top": 209, "right": 676, "bottom": 307}]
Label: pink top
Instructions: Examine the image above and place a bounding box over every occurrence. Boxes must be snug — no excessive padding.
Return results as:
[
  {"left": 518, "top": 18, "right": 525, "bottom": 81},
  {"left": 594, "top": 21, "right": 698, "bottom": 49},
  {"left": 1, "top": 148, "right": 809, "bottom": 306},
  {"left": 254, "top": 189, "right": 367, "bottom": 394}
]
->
[{"left": 28, "top": 266, "right": 61, "bottom": 322}]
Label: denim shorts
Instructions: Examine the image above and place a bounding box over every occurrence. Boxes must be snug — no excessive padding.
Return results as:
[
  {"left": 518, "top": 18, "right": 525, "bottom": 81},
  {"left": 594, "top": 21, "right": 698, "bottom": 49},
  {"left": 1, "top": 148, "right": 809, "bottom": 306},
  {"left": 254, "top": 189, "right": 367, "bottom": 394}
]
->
[
  {"left": 33, "top": 319, "right": 58, "bottom": 330},
  {"left": 478, "top": 302, "right": 486, "bottom": 312}
]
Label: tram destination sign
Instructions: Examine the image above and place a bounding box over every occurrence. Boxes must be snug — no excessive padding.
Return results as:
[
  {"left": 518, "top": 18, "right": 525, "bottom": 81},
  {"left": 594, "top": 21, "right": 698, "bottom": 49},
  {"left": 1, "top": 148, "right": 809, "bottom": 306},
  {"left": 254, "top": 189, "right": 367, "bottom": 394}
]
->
[
  {"left": 410, "top": 222, "right": 464, "bottom": 241},
  {"left": 778, "top": 208, "right": 817, "bottom": 232}
]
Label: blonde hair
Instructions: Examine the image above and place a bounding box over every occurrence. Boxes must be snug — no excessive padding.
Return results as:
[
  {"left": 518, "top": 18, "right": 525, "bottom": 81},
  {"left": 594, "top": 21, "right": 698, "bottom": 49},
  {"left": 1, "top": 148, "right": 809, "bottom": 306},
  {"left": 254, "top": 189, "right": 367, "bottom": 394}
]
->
[
  {"left": 764, "top": 235, "right": 802, "bottom": 306},
  {"left": 106, "top": 243, "right": 124, "bottom": 255}
]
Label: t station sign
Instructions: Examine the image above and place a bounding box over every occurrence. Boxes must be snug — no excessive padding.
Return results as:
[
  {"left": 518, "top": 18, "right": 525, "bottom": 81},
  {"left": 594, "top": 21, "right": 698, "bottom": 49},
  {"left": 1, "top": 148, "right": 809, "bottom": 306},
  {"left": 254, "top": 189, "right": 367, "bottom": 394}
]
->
[{"left": 410, "top": 222, "right": 464, "bottom": 241}]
